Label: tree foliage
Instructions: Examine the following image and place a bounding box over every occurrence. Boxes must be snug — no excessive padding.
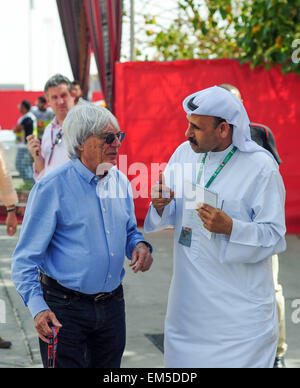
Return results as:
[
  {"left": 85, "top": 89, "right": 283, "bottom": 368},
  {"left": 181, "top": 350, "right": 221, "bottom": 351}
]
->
[
  {"left": 138, "top": 0, "right": 300, "bottom": 74},
  {"left": 236, "top": 0, "right": 300, "bottom": 74}
]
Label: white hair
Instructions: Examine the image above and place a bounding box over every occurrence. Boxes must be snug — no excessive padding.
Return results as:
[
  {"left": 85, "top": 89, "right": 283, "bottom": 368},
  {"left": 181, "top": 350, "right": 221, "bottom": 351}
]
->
[{"left": 62, "top": 101, "right": 120, "bottom": 159}]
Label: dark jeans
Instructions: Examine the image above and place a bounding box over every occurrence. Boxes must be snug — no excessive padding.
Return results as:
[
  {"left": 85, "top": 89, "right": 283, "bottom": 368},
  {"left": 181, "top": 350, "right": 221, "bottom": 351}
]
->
[{"left": 39, "top": 283, "right": 126, "bottom": 368}]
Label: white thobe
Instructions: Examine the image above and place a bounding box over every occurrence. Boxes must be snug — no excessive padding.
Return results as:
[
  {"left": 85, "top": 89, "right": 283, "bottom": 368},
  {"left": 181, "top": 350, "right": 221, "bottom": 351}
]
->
[{"left": 144, "top": 141, "right": 286, "bottom": 368}]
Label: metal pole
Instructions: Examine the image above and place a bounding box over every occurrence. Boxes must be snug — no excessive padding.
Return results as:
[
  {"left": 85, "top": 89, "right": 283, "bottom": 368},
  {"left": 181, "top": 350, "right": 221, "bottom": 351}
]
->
[
  {"left": 28, "top": 0, "right": 34, "bottom": 90},
  {"left": 130, "top": 0, "right": 135, "bottom": 61}
]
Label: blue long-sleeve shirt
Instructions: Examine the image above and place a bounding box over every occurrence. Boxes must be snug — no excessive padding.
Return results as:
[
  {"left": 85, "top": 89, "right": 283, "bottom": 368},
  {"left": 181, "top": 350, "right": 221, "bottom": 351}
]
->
[{"left": 12, "top": 158, "right": 151, "bottom": 318}]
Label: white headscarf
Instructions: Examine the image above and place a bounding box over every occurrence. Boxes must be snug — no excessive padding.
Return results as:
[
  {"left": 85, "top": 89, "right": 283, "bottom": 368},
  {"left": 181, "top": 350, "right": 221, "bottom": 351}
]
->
[{"left": 182, "top": 86, "right": 275, "bottom": 161}]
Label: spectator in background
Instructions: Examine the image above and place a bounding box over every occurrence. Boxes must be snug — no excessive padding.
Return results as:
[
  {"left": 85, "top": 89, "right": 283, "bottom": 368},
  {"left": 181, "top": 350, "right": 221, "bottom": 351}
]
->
[
  {"left": 72, "top": 80, "right": 84, "bottom": 104},
  {"left": 13, "top": 100, "right": 36, "bottom": 182},
  {"left": 26, "top": 74, "right": 75, "bottom": 182},
  {"left": 0, "top": 143, "right": 18, "bottom": 236},
  {"left": 31, "top": 96, "right": 55, "bottom": 140},
  {"left": 0, "top": 140, "right": 18, "bottom": 349},
  {"left": 13, "top": 100, "right": 35, "bottom": 143},
  {"left": 219, "top": 83, "right": 287, "bottom": 368}
]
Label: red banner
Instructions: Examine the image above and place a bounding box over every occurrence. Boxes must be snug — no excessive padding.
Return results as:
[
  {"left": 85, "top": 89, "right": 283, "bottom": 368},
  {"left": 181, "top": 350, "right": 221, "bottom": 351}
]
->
[
  {"left": 115, "top": 59, "right": 300, "bottom": 233},
  {"left": 0, "top": 91, "right": 44, "bottom": 129}
]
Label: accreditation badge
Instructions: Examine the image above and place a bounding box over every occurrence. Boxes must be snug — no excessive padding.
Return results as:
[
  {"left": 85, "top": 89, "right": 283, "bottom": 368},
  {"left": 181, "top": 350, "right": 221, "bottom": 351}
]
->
[
  {"left": 182, "top": 181, "right": 218, "bottom": 240},
  {"left": 178, "top": 227, "right": 192, "bottom": 247}
]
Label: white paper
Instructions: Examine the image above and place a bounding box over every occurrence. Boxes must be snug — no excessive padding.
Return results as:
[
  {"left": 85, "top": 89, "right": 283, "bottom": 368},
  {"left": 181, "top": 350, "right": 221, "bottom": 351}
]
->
[{"left": 182, "top": 181, "right": 218, "bottom": 240}]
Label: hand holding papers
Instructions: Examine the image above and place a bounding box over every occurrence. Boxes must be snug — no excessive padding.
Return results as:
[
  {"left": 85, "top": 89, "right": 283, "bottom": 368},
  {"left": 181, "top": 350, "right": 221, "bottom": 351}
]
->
[
  {"left": 196, "top": 203, "right": 233, "bottom": 236},
  {"left": 182, "top": 181, "right": 218, "bottom": 240}
]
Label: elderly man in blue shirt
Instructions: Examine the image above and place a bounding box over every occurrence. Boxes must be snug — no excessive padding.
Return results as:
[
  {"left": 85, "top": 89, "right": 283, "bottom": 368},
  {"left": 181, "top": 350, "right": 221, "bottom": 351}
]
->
[{"left": 12, "top": 102, "right": 154, "bottom": 368}]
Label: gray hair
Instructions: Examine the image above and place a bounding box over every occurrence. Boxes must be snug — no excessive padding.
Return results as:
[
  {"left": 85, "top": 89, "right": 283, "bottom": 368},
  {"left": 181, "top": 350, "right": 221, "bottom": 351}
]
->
[
  {"left": 62, "top": 101, "right": 120, "bottom": 159},
  {"left": 44, "top": 74, "right": 72, "bottom": 96}
]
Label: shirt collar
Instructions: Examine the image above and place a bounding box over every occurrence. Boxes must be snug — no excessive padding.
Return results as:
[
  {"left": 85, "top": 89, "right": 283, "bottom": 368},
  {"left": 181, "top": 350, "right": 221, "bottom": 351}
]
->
[
  {"left": 72, "top": 158, "right": 97, "bottom": 184},
  {"left": 72, "top": 158, "right": 117, "bottom": 184},
  {"left": 51, "top": 117, "right": 62, "bottom": 131},
  {"left": 207, "top": 143, "right": 234, "bottom": 161}
]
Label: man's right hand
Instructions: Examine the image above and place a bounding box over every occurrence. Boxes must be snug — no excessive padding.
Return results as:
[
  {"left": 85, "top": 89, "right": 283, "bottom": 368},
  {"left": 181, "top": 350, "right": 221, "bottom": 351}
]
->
[
  {"left": 151, "top": 172, "right": 174, "bottom": 216},
  {"left": 26, "top": 134, "right": 45, "bottom": 174},
  {"left": 34, "top": 310, "right": 62, "bottom": 343},
  {"left": 26, "top": 134, "right": 41, "bottom": 159}
]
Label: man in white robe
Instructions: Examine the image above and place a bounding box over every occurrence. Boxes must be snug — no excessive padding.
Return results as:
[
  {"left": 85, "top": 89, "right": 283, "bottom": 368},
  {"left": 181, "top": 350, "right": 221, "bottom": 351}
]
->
[{"left": 144, "top": 86, "right": 286, "bottom": 368}]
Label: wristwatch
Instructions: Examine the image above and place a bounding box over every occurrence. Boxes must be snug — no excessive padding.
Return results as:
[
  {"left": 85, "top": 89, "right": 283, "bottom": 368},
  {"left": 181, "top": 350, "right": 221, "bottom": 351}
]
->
[
  {"left": 6, "top": 206, "right": 16, "bottom": 213},
  {"left": 137, "top": 241, "right": 152, "bottom": 253}
]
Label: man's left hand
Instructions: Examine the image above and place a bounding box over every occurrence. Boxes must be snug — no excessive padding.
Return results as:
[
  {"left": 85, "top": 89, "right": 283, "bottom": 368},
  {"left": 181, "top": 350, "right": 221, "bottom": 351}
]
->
[
  {"left": 130, "top": 243, "right": 153, "bottom": 273},
  {"left": 6, "top": 212, "right": 18, "bottom": 236},
  {"left": 196, "top": 203, "right": 233, "bottom": 235}
]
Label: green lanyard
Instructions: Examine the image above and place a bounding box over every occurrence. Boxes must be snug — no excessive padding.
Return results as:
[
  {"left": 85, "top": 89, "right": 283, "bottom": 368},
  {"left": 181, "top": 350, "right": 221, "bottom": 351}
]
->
[{"left": 196, "top": 146, "right": 237, "bottom": 188}]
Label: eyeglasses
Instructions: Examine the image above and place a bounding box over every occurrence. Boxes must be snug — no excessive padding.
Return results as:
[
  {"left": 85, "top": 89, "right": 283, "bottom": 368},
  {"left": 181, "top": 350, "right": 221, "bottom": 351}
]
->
[{"left": 100, "top": 132, "right": 126, "bottom": 144}]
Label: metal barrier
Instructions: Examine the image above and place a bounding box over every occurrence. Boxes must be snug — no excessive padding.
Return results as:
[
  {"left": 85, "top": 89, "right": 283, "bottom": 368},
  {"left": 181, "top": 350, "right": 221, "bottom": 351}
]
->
[
  {"left": 2, "top": 142, "right": 34, "bottom": 182},
  {"left": 1, "top": 141, "right": 34, "bottom": 208}
]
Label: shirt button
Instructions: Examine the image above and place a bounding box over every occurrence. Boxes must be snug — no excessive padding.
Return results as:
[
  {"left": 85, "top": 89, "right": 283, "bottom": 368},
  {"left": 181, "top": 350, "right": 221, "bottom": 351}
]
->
[
  {"left": 102, "top": 207, "right": 106, "bottom": 212},
  {"left": 108, "top": 274, "right": 112, "bottom": 279},
  {"left": 111, "top": 252, "right": 114, "bottom": 257},
  {"left": 106, "top": 230, "right": 110, "bottom": 235}
]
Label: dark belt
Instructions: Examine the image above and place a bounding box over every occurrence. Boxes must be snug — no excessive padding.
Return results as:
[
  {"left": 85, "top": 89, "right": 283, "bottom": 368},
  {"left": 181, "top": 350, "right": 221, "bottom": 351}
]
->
[{"left": 40, "top": 273, "right": 122, "bottom": 302}]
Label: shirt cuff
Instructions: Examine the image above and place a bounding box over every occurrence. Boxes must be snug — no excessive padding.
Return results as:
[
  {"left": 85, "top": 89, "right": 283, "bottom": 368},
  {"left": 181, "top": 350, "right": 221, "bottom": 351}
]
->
[
  {"left": 229, "top": 218, "right": 241, "bottom": 243},
  {"left": 150, "top": 202, "right": 174, "bottom": 226},
  {"left": 27, "top": 294, "right": 50, "bottom": 319},
  {"left": 136, "top": 240, "right": 153, "bottom": 254},
  {"left": 148, "top": 203, "right": 163, "bottom": 226}
]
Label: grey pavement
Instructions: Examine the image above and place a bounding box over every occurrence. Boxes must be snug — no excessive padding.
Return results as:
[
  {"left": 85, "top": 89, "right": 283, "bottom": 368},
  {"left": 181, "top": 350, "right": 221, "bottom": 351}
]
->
[{"left": 0, "top": 224, "right": 299, "bottom": 368}]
